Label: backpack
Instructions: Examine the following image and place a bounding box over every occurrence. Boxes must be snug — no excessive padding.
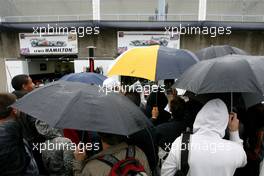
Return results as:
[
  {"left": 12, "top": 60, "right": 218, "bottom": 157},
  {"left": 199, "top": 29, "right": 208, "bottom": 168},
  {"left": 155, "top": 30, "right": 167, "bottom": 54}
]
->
[{"left": 97, "top": 145, "right": 148, "bottom": 176}]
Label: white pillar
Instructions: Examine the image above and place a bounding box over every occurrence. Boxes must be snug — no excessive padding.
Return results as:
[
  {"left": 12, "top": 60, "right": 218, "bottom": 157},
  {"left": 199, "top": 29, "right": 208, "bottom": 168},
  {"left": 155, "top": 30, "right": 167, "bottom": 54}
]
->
[
  {"left": 198, "top": 0, "right": 207, "bottom": 21},
  {"left": 0, "top": 33, "right": 8, "bottom": 92},
  {"left": 0, "top": 59, "right": 8, "bottom": 92},
  {"left": 92, "top": 0, "right": 100, "bottom": 21}
]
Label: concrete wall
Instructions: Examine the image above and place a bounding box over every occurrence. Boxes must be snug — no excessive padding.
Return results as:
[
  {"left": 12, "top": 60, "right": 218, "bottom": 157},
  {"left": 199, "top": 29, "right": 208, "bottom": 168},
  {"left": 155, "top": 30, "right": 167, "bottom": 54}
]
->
[
  {"left": 1, "top": 32, "right": 20, "bottom": 58},
  {"left": 1, "top": 29, "right": 264, "bottom": 58},
  {"left": 0, "top": 0, "right": 93, "bottom": 17},
  {"left": 0, "top": 28, "right": 264, "bottom": 91},
  {"left": 0, "top": 29, "right": 117, "bottom": 59},
  {"left": 181, "top": 30, "right": 264, "bottom": 55},
  {"left": 207, "top": 0, "right": 264, "bottom": 15},
  {"left": 101, "top": 0, "right": 158, "bottom": 14},
  {"left": 78, "top": 29, "right": 117, "bottom": 58}
]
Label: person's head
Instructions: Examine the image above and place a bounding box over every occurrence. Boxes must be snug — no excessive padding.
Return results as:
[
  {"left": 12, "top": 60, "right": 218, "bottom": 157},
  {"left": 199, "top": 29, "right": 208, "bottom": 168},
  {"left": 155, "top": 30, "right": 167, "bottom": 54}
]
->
[
  {"left": 124, "top": 91, "right": 141, "bottom": 107},
  {"left": 170, "top": 96, "right": 186, "bottom": 120},
  {"left": 164, "top": 79, "right": 175, "bottom": 90},
  {"left": 193, "top": 99, "right": 229, "bottom": 138},
  {"left": 147, "top": 90, "right": 168, "bottom": 111},
  {"left": 98, "top": 132, "right": 125, "bottom": 147},
  {"left": 247, "top": 103, "right": 264, "bottom": 130},
  {"left": 0, "top": 93, "right": 17, "bottom": 119},
  {"left": 11, "top": 74, "right": 35, "bottom": 92}
]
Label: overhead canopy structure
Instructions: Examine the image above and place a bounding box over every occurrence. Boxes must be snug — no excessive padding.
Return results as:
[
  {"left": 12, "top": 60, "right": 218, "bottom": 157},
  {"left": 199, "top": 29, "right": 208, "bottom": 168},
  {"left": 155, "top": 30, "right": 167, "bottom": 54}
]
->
[
  {"left": 1, "top": 21, "right": 264, "bottom": 31},
  {"left": 0, "top": 0, "right": 264, "bottom": 30},
  {"left": 1, "top": 0, "right": 263, "bottom": 22},
  {"left": 0, "top": 0, "right": 93, "bottom": 21}
]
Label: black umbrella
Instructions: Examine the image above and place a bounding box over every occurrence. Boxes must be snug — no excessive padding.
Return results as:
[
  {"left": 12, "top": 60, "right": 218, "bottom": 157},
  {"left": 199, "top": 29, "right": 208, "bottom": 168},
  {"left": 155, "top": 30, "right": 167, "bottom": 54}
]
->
[
  {"left": 175, "top": 55, "right": 264, "bottom": 110},
  {"left": 60, "top": 72, "right": 107, "bottom": 85},
  {"left": 185, "top": 92, "right": 263, "bottom": 110},
  {"left": 12, "top": 81, "right": 152, "bottom": 136},
  {"left": 195, "top": 45, "right": 247, "bottom": 60}
]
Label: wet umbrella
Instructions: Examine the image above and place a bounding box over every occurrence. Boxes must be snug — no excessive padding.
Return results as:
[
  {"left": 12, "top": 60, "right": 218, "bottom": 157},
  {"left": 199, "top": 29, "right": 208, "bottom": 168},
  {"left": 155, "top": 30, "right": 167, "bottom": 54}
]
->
[
  {"left": 175, "top": 55, "right": 264, "bottom": 110},
  {"left": 185, "top": 91, "right": 263, "bottom": 110},
  {"left": 175, "top": 55, "right": 264, "bottom": 94},
  {"left": 108, "top": 45, "right": 199, "bottom": 81},
  {"left": 60, "top": 72, "right": 107, "bottom": 85},
  {"left": 195, "top": 45, "right": 247, "bottom": 60},
  {"left": 12, "top": 81, "right": 152, "bottom": 136}
]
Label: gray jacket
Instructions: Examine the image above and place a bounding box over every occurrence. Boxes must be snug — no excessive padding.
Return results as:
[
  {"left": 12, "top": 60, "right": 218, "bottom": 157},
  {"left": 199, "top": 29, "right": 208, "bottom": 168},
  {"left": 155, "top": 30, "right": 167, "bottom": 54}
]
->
[
  {"left": 35, "top": 120, "right": 74, "bottom": 176},
  {"left": 73, "top": 142, "right": 151, "bottom": 176}
]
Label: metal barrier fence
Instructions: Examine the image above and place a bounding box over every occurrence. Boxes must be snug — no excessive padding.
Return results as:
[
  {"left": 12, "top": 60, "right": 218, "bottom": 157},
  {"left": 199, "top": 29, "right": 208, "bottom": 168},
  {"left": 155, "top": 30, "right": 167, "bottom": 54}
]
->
[{"left": 1, "top": 14, "right": 264, "bottom": 22}]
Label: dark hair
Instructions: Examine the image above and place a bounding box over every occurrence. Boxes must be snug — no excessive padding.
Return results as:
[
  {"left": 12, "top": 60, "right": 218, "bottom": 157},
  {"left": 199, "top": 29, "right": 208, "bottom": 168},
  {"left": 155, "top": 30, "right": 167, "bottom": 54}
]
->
[
  {"left": 0, "top": 93, "right": 16, "bottom": 119},
  {"left": 11, "top": 74, "right": 30, "bottom": 91},
  {"left": 125, "top": 91, "right": 141, "bottom": 107},
  {"left": 170, "top": 96, "right": 186, "bottom": 120},
  {"left": 147, "top": 90, "right": 168, "bottom": 110},
  {"left": 145, "top": 90, "right": 168, "bottom": 118},
  {"left": 98, "top": 132, "right": 126, "bottom": 146}
]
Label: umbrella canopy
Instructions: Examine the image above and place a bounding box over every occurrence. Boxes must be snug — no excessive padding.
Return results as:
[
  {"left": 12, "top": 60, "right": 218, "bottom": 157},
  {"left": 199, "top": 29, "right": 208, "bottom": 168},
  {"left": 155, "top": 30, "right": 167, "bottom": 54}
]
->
[
  {"left": 195, "top": 45, "right": 247, "bottom": 60},
  {"left": 174, "top": 55, "right": 264, "bottom": 95},
  {"left": 12, "top": 81, "right": 152, "bottom": 136},
  {"left": 108, "top": 45, "right": 199, "bottom": 81},
  {"left": 60, "top": 72, "right": 107, "bottom": 85},
  {"left": 186, "top": 92, "right": 263, "bottom": 109}
]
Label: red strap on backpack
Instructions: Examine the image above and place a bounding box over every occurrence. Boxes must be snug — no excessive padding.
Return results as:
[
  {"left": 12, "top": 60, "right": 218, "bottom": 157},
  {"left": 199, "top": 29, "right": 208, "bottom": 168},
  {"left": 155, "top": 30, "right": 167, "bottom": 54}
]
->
[{"left": 97, "top": 145, "right": 146, "bottom": 176}]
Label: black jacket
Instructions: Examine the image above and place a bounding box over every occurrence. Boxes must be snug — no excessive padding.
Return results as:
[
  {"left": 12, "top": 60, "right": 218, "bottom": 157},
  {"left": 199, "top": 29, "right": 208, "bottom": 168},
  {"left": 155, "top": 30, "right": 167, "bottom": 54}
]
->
[
  {"left": 0, "top": 119, "right": 38, "bottom": 175},
  {"left": 156, "top": 119, "right": 188, "bottom": 150}
]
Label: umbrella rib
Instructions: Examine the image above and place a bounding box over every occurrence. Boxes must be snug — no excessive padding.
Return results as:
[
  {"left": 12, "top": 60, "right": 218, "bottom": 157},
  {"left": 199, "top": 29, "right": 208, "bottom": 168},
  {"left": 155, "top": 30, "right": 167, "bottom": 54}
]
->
[
  {"left": 184, "top": 49, "right": 200, "bottom": 62},
  {"left": 115, "top": 96, "right": 131, "bottom": 136},
  {"left": 154, "top": 46, "right": 160, "bottom": 81},
  {"left": 229, "top": 46, "right": 236, "bottom": 54},
  {"left": 244, "top": 59, "right": 263, "bottom": 94}
]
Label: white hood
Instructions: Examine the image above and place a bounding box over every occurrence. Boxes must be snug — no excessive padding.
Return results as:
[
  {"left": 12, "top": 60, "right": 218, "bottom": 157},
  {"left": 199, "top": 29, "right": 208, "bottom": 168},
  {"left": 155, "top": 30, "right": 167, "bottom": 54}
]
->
[
  {"left": 193, "top": 99, "right": 229, "bottom": 138},
  {"left": 103, "top": 76, "right": 120, "bottom": 89}
]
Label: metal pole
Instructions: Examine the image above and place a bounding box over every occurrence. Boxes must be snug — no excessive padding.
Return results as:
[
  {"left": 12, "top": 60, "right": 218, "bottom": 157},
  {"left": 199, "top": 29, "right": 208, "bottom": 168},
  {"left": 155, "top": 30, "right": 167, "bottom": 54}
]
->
[{"left": 231, "top": 92, "right": 233, "bottom": 112}]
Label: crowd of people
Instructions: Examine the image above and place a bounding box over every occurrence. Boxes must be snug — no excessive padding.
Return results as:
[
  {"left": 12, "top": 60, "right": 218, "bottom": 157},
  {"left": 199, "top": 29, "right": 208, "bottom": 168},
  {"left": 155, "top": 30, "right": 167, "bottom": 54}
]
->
[{"left": 0, "top": 74, "right": 264, "bottom": 176}]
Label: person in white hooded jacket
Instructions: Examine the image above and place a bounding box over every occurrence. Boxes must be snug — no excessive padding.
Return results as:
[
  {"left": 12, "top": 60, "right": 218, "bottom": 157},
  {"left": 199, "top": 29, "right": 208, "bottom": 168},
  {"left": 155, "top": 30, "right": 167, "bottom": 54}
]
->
[{"left": 161, "top": 99, "right": 247, "bottom": 176}]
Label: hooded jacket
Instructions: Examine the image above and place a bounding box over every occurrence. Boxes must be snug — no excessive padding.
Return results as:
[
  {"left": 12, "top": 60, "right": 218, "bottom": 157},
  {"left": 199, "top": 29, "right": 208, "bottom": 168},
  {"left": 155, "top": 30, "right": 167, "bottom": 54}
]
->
[
  {"left": 161, "top": 99, "right": 247, "bottom": 176},
  {"left": 35, "top": 120, "right": 74, "bottom": 176}
]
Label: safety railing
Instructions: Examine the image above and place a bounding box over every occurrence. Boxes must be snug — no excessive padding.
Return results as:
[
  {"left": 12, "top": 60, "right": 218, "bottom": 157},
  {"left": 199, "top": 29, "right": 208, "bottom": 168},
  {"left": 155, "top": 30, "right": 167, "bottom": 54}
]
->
[{"left": 1, "top": 14, "right": 264, "bottom": 23}]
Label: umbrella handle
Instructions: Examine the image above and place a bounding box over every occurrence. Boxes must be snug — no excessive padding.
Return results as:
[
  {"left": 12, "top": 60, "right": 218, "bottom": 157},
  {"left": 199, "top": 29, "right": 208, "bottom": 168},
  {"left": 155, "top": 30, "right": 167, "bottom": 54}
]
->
[
  {"left": 230, "top": 92, "right": 233, "bottom": 113},
  {"left": 81, "top": 131, "right": 85, "bottom": 142}
]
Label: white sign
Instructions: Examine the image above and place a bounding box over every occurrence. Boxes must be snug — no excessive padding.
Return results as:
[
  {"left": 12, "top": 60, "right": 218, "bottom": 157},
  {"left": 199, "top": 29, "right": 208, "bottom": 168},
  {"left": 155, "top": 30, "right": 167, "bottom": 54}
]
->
[
  {"left": 117, "top": 31, "right": 180, "bottom": 55},
  {"left": 19, "top": 33, "right": 78, "bottom": 55}
]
